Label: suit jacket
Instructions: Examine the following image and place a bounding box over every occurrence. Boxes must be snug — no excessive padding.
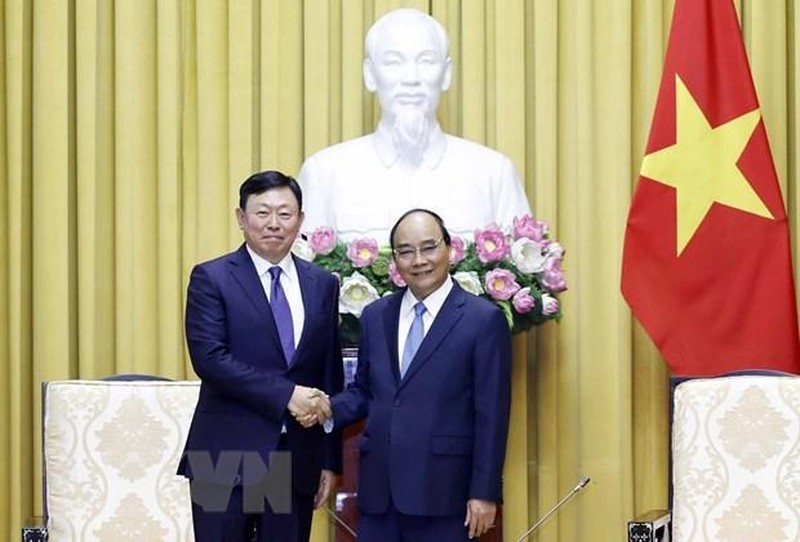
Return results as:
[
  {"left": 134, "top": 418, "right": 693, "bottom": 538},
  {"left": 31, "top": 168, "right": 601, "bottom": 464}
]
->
[
  {"left": 178, "top": 244, "right": 343, "bottom": 494},
  {"left": 332, "top": 283, "right": 511, "bottom": 516}
]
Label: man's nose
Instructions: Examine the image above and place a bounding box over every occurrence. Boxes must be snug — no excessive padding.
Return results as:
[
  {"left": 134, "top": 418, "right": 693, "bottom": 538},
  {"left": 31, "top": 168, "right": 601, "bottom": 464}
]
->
[{"left": 265, "top": 215, "right": 280, "bottom": 228}]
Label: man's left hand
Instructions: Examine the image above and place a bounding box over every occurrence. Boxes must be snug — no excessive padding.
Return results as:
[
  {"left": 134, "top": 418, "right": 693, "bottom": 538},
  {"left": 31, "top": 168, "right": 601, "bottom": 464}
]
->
[
  {"left": 464, "top": 498, "right": 496, "bottom": 539},
  {"left": 314, "top": 469, "right": 337, "bottom": 509}
]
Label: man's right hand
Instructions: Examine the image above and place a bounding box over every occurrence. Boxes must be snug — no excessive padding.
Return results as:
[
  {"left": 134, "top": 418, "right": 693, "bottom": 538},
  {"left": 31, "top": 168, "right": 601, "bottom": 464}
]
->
[{"left": 288, "top": 386, "right": 332, "bottom": 427}]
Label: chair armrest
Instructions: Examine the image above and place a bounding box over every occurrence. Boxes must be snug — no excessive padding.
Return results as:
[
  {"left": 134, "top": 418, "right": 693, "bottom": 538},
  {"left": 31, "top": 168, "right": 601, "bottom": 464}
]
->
[{"left": 628, "top": 509, "right": 671, "bottom": 542}]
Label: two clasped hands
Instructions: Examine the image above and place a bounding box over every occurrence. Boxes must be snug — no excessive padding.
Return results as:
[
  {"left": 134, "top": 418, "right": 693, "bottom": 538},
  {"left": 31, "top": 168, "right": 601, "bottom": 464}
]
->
[{"left": 288, "top": 385, "right": 332, "bottom": 428}]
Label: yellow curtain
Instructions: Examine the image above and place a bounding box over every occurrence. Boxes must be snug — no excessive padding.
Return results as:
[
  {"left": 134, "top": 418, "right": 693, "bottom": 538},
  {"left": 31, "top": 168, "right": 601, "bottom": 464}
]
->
[{"left": 1, "top": 1, "right": 796, "bottom": 540}]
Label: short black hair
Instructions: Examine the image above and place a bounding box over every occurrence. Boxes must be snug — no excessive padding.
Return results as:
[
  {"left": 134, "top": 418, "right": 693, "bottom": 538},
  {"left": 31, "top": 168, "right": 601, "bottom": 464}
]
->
[
  {"left": 389, "top": 208, "right": 452, "bottom": 250},
  {"left": 238, "top": 170, "right": 302, "bottom": 211}
]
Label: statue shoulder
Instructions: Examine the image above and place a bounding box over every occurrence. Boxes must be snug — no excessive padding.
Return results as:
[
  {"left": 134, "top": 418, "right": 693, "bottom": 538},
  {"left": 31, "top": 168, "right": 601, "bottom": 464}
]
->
[
  {"left": 441, "top": 134, "right": 519, "bottom": 181},
  {"left": 443, "top": 133, "right": 514, "bottom": 164}
]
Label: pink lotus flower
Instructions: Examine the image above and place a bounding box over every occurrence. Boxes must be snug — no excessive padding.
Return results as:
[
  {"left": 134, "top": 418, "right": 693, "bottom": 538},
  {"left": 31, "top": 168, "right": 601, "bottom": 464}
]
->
[
  {"left": 540, "top": 259, "right": 567, "bottom": 292},
  {"left": 484, "top": 268, "right": 520, "bottom": 300},
  {"left": 388, "top": 260, "right": 407, "bottom": 287},
  {"left": 449, "top": 236, "right": 466, "bottom": 264},
  {"left": 512, "top": 287, "right": 535, "bottom": 314},
  {"left": 304, "top": 218, "right": 564, "bottom": 333},
  {"left": 513, "top": 215, "right": 549, "bottom": 243},
  {"left": 346, "top": 238, "right": 379, "bottom": 268},
  {"left": 474, "top": 224, "right": 510, "bottom": 263},
  {"left": 541, "top": 293, "right": 560, "bottom": 316},
  {"left": 309, "top": 227, "right": 337, "bottom": 255}
]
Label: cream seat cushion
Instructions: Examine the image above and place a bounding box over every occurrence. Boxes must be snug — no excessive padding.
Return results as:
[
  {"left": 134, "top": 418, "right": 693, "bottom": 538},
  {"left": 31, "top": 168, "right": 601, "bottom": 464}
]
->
[
  {"left": 43, "top": 380, "right": 199, "bottom": 542},
  {"left": 672, "top": 375, "right": 800, "bottom": 541}
]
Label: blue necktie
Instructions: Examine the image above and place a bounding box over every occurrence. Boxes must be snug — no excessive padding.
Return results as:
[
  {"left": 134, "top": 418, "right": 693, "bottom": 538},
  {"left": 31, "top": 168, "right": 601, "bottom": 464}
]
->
[
  {"left": 401, "top": 302, "right": 426, "bottom": 378},
  {"left": 268, "top": 266, "right": 295, "bottom": 364}
]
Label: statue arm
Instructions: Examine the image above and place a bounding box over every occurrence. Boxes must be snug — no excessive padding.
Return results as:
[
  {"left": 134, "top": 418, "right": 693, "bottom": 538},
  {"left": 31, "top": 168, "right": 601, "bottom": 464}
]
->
[
  {"left": 495, "top": 155, "right": 533, "bottom": 225},
  {"left": 297, "top": 154, "right": 333, "bottom": 235}
]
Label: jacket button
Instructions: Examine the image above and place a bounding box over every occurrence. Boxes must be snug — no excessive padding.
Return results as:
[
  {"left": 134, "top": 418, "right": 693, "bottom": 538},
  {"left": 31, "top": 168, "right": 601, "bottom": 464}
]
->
[{"left": 394, "top": 399, "right": 401, "bottom": 407}]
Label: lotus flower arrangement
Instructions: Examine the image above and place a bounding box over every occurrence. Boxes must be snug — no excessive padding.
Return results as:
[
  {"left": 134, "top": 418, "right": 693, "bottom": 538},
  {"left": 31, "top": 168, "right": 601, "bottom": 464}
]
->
[{"left": 293, "top": 215, "right": 567, "bottom": 343}]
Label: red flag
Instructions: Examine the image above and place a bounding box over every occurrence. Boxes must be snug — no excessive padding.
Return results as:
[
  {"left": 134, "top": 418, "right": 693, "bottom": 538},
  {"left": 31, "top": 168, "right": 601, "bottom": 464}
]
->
[{"left": 621, "top": 0, "right": 800, "bottom": 376}]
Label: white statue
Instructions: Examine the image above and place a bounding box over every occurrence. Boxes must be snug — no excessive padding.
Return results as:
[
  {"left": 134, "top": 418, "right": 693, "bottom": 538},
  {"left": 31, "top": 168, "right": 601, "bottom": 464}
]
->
[{"left": 298, "top": 8, "right": 531, "bottom": 243}]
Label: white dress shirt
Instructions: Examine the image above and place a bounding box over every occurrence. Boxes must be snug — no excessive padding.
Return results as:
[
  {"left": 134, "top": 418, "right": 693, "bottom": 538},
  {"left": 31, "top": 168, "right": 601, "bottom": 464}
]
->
[
  {"left": 397, "top": 276, "right": 454, "bottom": 368},
  {"left": 246, "top": 245, "right": 305, "bottom": 347}
]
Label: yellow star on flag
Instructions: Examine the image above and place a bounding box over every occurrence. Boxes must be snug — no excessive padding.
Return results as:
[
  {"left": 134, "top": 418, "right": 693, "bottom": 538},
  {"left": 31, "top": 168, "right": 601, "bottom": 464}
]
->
[{"left": 640, "top": 74, "right": 772, "bottom": 255}]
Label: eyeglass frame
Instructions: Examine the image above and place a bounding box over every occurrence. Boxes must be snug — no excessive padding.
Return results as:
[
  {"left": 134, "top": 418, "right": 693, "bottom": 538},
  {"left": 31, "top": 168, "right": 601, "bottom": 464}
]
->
[{"left": 392, "top": 237, "right": 445, "bottom": 262}]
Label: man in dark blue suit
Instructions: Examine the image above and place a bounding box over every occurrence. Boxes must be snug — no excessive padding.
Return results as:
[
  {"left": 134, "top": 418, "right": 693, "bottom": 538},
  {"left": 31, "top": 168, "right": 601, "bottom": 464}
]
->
[
  {"left": 327, "top": 209, "right": 511, "bottom": 541},
  {"left": 178, "top": 170, "right": 343, "bottom": 542}
]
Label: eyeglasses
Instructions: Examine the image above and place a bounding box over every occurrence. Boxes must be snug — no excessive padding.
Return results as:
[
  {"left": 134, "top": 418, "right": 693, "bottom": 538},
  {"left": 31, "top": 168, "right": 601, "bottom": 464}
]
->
[{"left": 393, "top": 238, "right": 444, "bottom": 262}]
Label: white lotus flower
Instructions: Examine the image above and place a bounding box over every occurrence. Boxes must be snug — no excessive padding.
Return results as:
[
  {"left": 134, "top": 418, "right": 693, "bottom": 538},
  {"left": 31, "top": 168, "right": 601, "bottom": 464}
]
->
[
  {"left": 339, "top": 271, "right": 380, "bottom": 317},
  {"left": 510, "top": 238, "right": 547, "bottom": 274},
  {"left": 453, "top": 271, "right": 484, "bottom": 296}
]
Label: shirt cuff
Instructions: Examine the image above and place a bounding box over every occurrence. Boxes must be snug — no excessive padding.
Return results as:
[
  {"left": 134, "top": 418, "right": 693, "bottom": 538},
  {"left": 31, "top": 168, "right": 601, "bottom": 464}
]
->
[{"left": 323, "top": 418, "right": 334, "bottom": 433}]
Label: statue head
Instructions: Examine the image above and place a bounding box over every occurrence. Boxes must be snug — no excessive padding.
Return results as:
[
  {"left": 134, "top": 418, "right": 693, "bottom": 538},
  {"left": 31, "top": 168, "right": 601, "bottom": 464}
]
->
[{"left": 363, "top": 9, "right": 453, "bottom": 158}]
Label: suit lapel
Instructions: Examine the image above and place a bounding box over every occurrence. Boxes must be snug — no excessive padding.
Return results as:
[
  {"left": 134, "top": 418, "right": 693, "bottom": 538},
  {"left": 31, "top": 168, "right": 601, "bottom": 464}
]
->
[
  {"left": 383, "top": 291, "right": 404, "bottom": 383},
  {"left": 228, "top": 244, "right": 283, "bottom": 359},
  {"left": 292, "top": 254, "right": 317, "bottom": 366},
  {"left": 399, "top": 284, "right": 466, "bottom": 389}
]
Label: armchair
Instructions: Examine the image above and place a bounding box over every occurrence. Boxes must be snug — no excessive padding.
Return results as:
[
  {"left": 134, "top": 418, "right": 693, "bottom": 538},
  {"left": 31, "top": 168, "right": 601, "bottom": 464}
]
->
[
  {"left": 32, "top": 379, "right": 200, "bottom": 542},
  {"left": 629, "top": 372, "right": 800, "bottom": 541}
]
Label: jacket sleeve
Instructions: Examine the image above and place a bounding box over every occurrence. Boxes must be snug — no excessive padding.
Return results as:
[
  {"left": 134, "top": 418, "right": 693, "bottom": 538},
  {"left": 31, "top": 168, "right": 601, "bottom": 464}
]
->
[
  {"left": 321, "top": 277, "right": 344, "bottom": 473},
  {"left": 469, "top": 306, "right": 512, "bottom": 502}
]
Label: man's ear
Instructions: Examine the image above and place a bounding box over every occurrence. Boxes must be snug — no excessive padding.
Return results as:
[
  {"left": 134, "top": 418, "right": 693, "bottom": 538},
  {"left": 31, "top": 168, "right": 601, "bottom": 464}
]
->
[
  {"left": 363, "top": 58, "right": 377, "bottom": 92},
  {"left": 441, "top": 57, "right": 453, "bottom": 92}
]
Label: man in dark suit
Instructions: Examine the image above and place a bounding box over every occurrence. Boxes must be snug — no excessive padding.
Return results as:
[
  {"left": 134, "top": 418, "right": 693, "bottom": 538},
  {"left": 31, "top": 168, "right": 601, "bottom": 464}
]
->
[
  {"left": 178, "top": 170, "right": 343, "bottom": 542},
  {"left": 326, "top": 208, "right": 511, "bottom": 541}
]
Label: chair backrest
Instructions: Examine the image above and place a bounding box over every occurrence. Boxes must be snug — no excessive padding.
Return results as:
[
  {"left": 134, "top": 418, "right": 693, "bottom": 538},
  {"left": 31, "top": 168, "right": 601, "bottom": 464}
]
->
[
  {"left": 671, "top": 374, "right": 800, "bottom": 541},
  {"left": 43, "top": 379, "right": 200, "bottom": 542}
]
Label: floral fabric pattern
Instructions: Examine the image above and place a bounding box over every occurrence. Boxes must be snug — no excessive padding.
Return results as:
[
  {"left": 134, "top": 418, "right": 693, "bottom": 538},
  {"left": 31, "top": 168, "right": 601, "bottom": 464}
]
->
[
  {"left": 672, "top": 376, "right": 800, "bottom": 541},
  {"left": 44, "top": 380, "right": 198, "bottom": 542}
]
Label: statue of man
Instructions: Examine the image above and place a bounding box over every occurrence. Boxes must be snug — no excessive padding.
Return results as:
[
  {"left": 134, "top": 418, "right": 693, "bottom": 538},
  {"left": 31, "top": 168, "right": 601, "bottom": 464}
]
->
[{"left": 298, "top": 7, "right": 531, "bottom": 243}]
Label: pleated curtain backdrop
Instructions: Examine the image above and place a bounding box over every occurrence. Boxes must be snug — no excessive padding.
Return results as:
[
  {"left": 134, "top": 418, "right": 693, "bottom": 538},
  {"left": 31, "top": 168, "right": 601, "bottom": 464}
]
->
[{"left": 2, "top": 1, "right": 799, "bottom": 541}]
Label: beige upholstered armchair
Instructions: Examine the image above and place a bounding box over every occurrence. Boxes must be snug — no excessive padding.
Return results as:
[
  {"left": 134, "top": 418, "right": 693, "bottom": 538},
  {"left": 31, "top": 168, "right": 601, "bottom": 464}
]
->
[
  {"left": 38, "top": 379, "right": 199, "bottom": 542},
  {"left": 629, "top": 373, "right": 800, "bottom": 542}
]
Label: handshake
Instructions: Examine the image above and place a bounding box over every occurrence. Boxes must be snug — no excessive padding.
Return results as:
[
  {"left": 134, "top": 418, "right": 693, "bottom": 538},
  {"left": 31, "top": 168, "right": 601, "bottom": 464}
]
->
[{"left": 288, "top": 385, "right": 333, "bottom": 428}]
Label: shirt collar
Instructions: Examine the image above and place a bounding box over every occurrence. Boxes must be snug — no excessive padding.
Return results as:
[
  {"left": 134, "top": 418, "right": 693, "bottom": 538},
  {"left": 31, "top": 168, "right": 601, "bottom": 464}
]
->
[
  {"left": 401, "top": 275, "right": 453, "bottom": 319},
  {"left": 245, "top": 245, "right": 298, "bottom": 283},
  {"left": 372, "top": 120, "right": 447, "bottom": 169}
]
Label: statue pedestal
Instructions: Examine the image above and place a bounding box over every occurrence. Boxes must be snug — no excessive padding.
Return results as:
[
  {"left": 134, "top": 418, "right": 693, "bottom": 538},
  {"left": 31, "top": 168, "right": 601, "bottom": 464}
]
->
[{"left": 333, "top": 348, "right": 504, "bottom": 541}]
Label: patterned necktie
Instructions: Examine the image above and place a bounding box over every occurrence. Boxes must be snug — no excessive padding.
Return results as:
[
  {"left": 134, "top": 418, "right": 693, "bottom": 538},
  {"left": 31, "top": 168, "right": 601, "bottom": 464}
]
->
[
  {"left": 268, "top": 266, "right": 295, "bottom": 364},
  {"left": 400, "top": 302, "right": 426, "bottom": 378}
]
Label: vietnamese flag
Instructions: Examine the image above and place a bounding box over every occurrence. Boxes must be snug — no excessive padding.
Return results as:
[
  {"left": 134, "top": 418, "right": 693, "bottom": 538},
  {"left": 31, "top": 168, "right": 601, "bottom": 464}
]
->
[{"left": 621, "top": 0, "right": 800, "bottom": 376}]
